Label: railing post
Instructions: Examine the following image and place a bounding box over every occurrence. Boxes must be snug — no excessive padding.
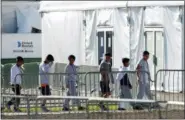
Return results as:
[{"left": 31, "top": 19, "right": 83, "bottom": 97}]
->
[
  {"left": 26, "top": 97, "right": 31, "bottom": 119},
  {"left": 35, "top": 98, "right": 38, "bottom": 119},
  {"left": 165, "top": 104, "right": 168, "bottom": 119},
  {"left": 86, "top": 100, "right": 89, "bottom": 119},
  {"left": 84, "top": 73, "right": 89, "bottom": 118},
  {"left": 155, "top": 71, "right": 157, "bottom": 101}
]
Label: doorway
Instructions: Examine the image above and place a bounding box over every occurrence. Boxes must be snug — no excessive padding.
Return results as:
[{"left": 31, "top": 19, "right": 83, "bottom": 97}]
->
[
  {"left": 97, "top": 27, "right": 113, "bottom": 65},
  {"left": 144, "top": 26, "right": 164, "bottom": 91}
]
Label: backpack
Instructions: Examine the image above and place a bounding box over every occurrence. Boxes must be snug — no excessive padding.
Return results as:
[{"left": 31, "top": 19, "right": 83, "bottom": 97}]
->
[{"left": 120, "top": 73, "right": 132, "bottom": 89}]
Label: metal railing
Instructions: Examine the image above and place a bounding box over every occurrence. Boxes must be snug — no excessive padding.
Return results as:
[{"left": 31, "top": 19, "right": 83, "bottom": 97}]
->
[
  {"left": 1, "top": 69, "right": 185, "bottom": 119},
  {"left": 0, "top": 95, "right": 170, "bottom": 119},
  {"left": 1, "top": 71, "right": 156, "bottom": 112},
  {"left": 84, "top": 70, "right": 153, "bottom": 97},
  {"left": 155, "top": 69, "right": 185, "bottom": 106},
  {"left": 2, "top": 95, "right": 184, "bottom": 119}
]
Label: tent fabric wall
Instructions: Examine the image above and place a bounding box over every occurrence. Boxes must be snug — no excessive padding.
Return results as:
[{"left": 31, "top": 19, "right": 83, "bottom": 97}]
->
[
  {"left": 39, "top": 1, "right": 184, "bottom": 12},
  {"left": 96, "top": 9, "right": 114, "bottom": 26},
  {"left": 182, "top": 7, "right": 184, "bottom": 92},
  {"left": 144, "top": 7, "right": 163, "bottom": 26},
  {"left": 130, "top": 7, "right": 145, "bottom": 70},
  {"left": 85, "top": 9, "right": 130, "bottom": 68},
  {"left": 162, "top": 7, "right": 182, "bottom": 92},
  {"left": 41, "top": 11, "right": 84, "bottom": 65},
  {"left": 39, "top": 1, "right": 127, "bottom": 12},
  {"left": 84, "top": 10, "right": 97, "bottom": 65},
  {"left": 143, "top": 6, "right": 182, "bottom": 92},
  {"left": 41, "top": 6, "right": 184, "bottom": 92},
  {"left": 113, "top": 8, "right": 130, "bottom": 68}
]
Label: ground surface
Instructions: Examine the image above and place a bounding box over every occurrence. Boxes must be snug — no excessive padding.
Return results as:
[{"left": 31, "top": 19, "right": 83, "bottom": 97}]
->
[
  {"left": 1, "top": 89, "right": 184, "bottom": 119},
  {"left": 1, "top": 109, "right": 184, "bottom": 119}
]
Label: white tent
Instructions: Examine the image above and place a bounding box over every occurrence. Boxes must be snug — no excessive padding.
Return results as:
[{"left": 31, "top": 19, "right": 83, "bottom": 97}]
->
[{"left": 39, "top": 1, "right": 184, "bottom": 92}]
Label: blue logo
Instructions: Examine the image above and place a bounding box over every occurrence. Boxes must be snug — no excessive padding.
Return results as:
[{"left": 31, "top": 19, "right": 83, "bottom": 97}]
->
[{"left": 17, "top": 41, "right": 21, "bottom": 48}]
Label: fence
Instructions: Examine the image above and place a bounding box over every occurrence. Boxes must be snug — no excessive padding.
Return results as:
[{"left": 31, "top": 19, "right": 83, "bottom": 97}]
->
[
  {"left": 1, "top": 95, "right": 184, "bottom": 119},
  {"left": 154, "top": 69, "right": 185, "bottom": 118},
  {"left": 1, "top": 69, "right": 185, "bottom": 119},
  {"left": 0, "top": 95, "right": 166, "bottom": 119},
  {"left": 1, "top": 71, "right": 153, "bottom": 109},
  {"left": 1, "top": 72, "right": 88, "bottom": 110}
]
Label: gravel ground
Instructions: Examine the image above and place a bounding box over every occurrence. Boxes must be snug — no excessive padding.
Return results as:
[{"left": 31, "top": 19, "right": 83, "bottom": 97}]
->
[{"left": 1, "top": 109, "right": 184, "bottom": 119}]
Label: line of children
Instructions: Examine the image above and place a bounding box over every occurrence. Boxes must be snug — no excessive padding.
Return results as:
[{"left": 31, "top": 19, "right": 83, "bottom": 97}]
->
[{"left": 6, "top": 50, "right": 152, "bottom": 112}]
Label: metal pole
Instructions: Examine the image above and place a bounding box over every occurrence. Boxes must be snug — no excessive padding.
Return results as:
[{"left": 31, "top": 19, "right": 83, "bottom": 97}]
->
[
  {"left": 86, "top": 100, "right": 89, "bottom": 119},
  {"left": 154, "top": 31, "right": 157, "bottom": 101},
  {"left": 165, "top": 104, "right": 169, "bottom": 119},
  {"left": 128, "top": 6, "right": 132, "bottom": 69},
  {"left": 26, "top": 98, "right": 31, "bottom": 119},
  {"left": 35, "top": 98, "right": 38, "bottom": 119},
  {"left": 181, "top": 6, "right": 185, "bottom": 119}
]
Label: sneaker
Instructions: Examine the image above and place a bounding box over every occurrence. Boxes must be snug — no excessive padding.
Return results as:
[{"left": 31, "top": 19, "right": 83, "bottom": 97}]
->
[
  {"left": 62, "top": 107, "right": 70, "bottom": 111},
  {"left": 14, "top": 107, "right": 22, "bottom": 112},
  {"left": 118, "top": 108, "right": 126, "bottom": 111},
  {"left": 78, "top": 106, "right": 85, "bottom": 110},
  {"left": 99, "top": 104, "right": 109, "bottom": 111},
  {"left": 1, "top": 107, "right": 5, "bottom": 111},
  {"left": 41, "top": 106, "right": 50, "bottom": 112},
  {"left": 133, "top": 105, "right": 144, "bottom": 110}
]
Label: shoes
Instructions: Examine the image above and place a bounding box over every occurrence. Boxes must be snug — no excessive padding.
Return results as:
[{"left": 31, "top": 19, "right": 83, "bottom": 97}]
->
[
  {"left": 41, "top": 106, "right": 50, "bottom": 112},
  {"left": 133, "top": 105, "right": 144, "bottom": 110},
  {"left": 62, "top": 107, "right": 71, "bottom": 111},
  {"left": 13, "top": 107, "right": 22, "bottom": 112},
  {"left": 6, "top": 104, "right": 11, "bottom": 110},
  {"left": 99, "top": 104, "right": 109, "bottom": 111},
  {"left": 118, "top": 108, "right": 126, "bottom": 111},
  {"left": 78, "top": 106, "right": 86, "bottom": 110},
  {"left": 1, "top": 107, "right": 5, "bottom": 111}
]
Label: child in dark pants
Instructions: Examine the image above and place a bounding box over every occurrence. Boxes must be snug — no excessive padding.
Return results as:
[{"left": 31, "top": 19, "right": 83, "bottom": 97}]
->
[
  {"left": 39, "top": 54, "right": 54, "bottom": 112},
  {"left": 6, "top": 56, "right": 24, "bottom": 112}
]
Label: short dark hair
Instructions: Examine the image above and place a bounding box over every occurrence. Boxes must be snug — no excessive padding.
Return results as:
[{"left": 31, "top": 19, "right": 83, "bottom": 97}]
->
[
  {"left": 122, "top": 58, "right": 130, "bottom": 64},
  {"left": 68, "top": 55, "right": 76, "bottom": 60},
  {"left": 105, "top": 53, "right": 112, "bottom": 57},
  {"left": 16, "top": 56, "right": 24, "bottom": 62},
  {"left": 46, "top": 54, "right": 54, "bottom": 61},
  {"left": 143, "top": 51, "right": 149, "bottom": 56}
]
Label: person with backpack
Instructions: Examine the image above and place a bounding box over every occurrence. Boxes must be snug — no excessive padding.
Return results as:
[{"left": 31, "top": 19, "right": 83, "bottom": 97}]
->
[{"left": 116, "top": 58, "right": 132, "bottom": 110}]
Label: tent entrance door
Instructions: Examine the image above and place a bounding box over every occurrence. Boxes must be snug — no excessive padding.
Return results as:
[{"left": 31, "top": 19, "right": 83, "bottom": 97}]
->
[
  {"left": 97, "top": 27, "right": 113, "bottom": 65},
  {"left": 144, "top": 27, "right": 164, "bottom": 91}
]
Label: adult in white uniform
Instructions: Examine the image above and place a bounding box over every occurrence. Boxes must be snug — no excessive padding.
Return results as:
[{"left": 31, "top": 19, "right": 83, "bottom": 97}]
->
[
  {"left": 63, "top": 55, "right": 85, "bottom": 111},
  {"left": 6, "top": 56, "right": 24, "bottom": 112},
  {"left": 136, "top": 51, "right": 152, "bottom": 100},
  {"left": 116, "top": 58, "right": 132, "bottom": 110},
  {"left": 39, "top": 54, "right": 54, "bottom": 112}
]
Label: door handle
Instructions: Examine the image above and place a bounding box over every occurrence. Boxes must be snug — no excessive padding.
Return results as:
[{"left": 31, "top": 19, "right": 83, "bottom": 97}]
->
[{"left": 153, "top": 55, "right": 157, "bottom": 66}]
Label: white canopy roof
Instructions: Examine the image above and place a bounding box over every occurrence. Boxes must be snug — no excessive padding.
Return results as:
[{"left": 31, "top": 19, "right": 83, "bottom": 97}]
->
[{"left": 39, "top": 1, "right": 184, "bottom": 13}]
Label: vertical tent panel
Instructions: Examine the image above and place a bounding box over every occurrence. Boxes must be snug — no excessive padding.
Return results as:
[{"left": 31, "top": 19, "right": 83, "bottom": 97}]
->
[
  {"left": 130, "top": 7, "right": 145, "bottom": 70},
  {"left": 162, "top": 7, "right": 182, "bottom": 92},
  {"left": 113, "top": 8, "right": 130, "bottom": 68},
  {"left": 84, "top": 10, "right": 97, "bottom": 65},
  {"left": 41, "top": 11, "right": 84, "bottom": 65}
]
